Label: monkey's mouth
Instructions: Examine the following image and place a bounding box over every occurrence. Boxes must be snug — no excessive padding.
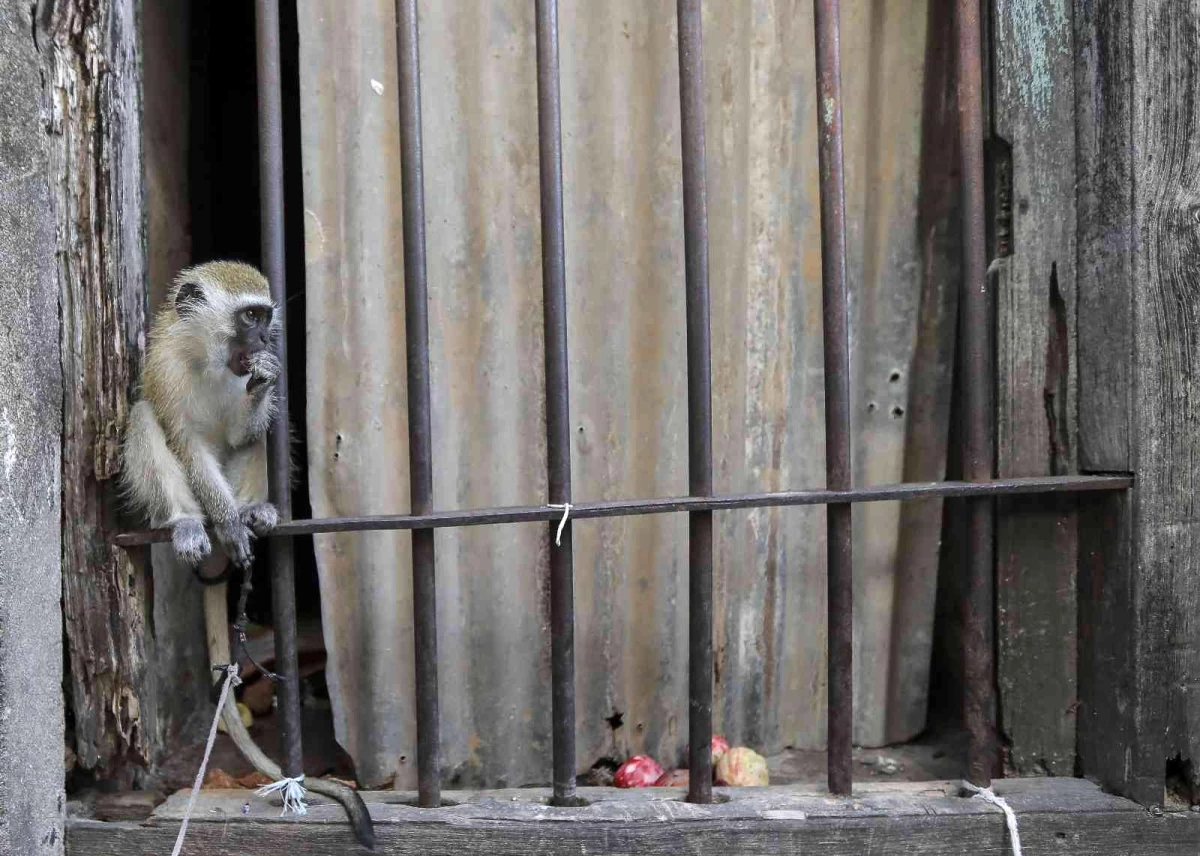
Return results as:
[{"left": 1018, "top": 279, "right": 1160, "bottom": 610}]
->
[{"left": 227, "top": 349, "right": 253, "bottom": 377}]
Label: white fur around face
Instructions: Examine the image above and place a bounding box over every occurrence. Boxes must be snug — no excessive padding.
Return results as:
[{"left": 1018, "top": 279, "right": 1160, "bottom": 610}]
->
[{"left": 120, "top": 261, "right": 280, "bottom": 536}]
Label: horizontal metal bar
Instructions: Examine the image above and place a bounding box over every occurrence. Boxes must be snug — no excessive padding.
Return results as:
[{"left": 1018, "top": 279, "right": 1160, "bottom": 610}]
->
[{"left": 114, "top": 475, "right": 1130, "bottom": 546}]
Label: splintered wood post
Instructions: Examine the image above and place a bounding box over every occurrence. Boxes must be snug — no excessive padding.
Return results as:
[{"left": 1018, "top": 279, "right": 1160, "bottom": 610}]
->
[
  {"left": 991, "top": 0, "right": 1080, "bottom": 777},
  {"left": 44, "top": 0, "right": 165, "bottom": 780}
]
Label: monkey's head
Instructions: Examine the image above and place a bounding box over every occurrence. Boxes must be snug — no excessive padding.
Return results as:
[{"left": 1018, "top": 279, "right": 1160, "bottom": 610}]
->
[{"left": 165, "top": 261, "right": 279, "bottom": 377}]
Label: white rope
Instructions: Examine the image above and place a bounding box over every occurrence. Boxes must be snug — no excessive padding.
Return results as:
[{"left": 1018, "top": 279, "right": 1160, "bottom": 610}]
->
[
  {"left": 549, "top": 502, "right": 571, "bottom": 546},
  {"left": 256, "top": 775, "right": 309, "bottom": 817},
  {"left": 963, "top": 781, "right": 1023, "bottom": 856},
  {"left": 170, "top": 665, "right": 240, "bottom": 856}
]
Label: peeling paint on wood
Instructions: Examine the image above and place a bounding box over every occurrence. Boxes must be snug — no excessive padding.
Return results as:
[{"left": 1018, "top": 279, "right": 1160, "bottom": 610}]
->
[{"left": 993, "top": 0, "right": 1080, "bottom": 777}]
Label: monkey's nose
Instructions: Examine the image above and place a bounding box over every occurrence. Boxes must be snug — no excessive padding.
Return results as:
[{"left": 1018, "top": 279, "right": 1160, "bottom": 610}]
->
[{"left": 258, "top": 332, "right": 269, "bottom": 346}]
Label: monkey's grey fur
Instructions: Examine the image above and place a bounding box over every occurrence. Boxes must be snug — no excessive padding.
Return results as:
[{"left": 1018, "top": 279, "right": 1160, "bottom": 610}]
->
[{"left": 121, "top": 260, "right": 281, "bottom": 568}]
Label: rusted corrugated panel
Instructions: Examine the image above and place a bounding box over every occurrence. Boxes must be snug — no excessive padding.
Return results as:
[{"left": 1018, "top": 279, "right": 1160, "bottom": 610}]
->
[{"left": 297, "top": 0, "right": 944, "bottom": 789}]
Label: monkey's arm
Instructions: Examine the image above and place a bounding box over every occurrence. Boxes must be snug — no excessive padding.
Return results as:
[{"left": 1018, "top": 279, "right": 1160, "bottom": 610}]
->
[
  {"left": 177, "top": 438, "right": 254, "bottom": 567},
  {"left": 121, "top": 401, "right": 204, "bottom": 526},
  {"left": 229, "top": 351, "right": 280, "bottom": 449},
  {"left": 226, "top": 439, "right": 278, "bottom": 536},
  {"left": 121, "top": 401, "right": 215, "bottom": 565}
]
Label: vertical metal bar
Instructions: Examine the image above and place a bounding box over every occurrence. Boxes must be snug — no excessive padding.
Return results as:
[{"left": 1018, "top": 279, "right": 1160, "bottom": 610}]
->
[
  {"left": 254, "top": 0, "right": 303, "bottom": 780},
  {"left": 954, "top": 0, "right": 996, "bottom": 788},
  {"left": 534, "top": 0, "right": 580, "bottom": 807},
  {"left": 396, "top": 0, "right": 441, "bottom": 808},
  {"left": 812, "top": 0, "right": 854, "bottom": 797},
  {"left": 677, "top": 0, "right": 714, "bottom": 806}
]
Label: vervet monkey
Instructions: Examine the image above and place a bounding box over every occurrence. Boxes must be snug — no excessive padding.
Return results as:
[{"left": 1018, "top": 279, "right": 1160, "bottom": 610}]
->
[
  {"left": 121, "top": 260, "right": 281, "bottom": 570},
  {"left": 121, "top": 261, "right": 374, "bottom": 848}
]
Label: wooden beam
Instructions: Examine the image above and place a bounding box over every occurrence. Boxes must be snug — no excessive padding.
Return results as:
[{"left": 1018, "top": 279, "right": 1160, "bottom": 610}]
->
[
  {"left": 67, "top": 779, "right": 1199, "bottom": 855},
  {"left": 991, "top": 0, "right": 1080, "bottom": 776},
  {"left": 1130, "top": 0, "right": 1200, "bottom": 801},
  {"left": 43, "top": 0, "right": 162, "bottom": 781},
  {"left": 1072, "top": 0, "right": 1155, "bottom": 806},
  {"left": 1077, "top": 491, "right": 1162, "bottom": 804},
  {"left": 1075, "top": 0, "right": 1134, "bottom": 473}
]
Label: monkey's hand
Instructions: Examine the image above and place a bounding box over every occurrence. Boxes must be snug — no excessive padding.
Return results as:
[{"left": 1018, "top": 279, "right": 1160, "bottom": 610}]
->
[
  {"left": 240, "top": 502, "right": 279, "bottom": 537},
  {"left": 172, "top": 517, "right": 213, "bottom": 566},
  {"left": 213, "top": 516, "right": 254, "bottom": 569},
  {"left": 246, "top": 350, "right": 281, "bottom": 395}
]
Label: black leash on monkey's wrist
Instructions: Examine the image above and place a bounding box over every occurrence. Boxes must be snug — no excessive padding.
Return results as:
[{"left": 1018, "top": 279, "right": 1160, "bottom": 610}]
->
[{"left": 206, "top": 567, "right": 278, "bottom": 705}]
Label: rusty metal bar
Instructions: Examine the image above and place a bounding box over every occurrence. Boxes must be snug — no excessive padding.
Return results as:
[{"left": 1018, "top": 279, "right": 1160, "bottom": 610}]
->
[
  {"left": 955, "top": 0, "right": 996, "bottom": 788},
  {"left": 254, "top": 0, "right": 302, "bottom": 781},
  {"left": 677, "top": 0, "right": 714, "bottom": 806},
  {"left": 535, "top": 0, "right": 580, "bottom": 807},
  {"left": 115, "top": 476, "right": 1131, "bottom": 546},
  {"left": 812, "top": 0, "right": 853, "bottom": 796},
  {"left": 396, "top": 0, "right": 441, "bottom": 808}
]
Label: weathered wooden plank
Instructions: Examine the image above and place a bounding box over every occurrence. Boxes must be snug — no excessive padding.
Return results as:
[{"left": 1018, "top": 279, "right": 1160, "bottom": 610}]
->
[
  {"left": 67, "top": 780, "right": 1199, "bottom": 856},
  {"left": 1077, "top": 491, "right": 1162, "bottom": 805},
  {"left": 991, "top": 0, "right": 1080, "bottom": 776},
  {"left": 1131, "top": 0, "right": 1200, "bottom": 801},
  {"left": 1074, "top": 0, "right": 1133, "bottom": 473},
  {"left": 42, "top": 0, "right": 162, "bottom": 782},
  {"left": 151, "top": 777, "right": 1141, "bottom": 818}
]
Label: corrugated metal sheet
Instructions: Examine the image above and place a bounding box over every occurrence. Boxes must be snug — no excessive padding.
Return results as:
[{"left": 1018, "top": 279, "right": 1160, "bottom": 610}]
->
[{"left": 297, "top": 0, "right": 947, "bottom": 789}]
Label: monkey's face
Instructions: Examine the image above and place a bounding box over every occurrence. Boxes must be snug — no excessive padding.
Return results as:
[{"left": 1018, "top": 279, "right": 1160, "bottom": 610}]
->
[
  {"left": 226, "top": 303, "right": 276, "bottom": 376},
  {"left": 170, "top": 265, "right": 278, "bottom": 378}
]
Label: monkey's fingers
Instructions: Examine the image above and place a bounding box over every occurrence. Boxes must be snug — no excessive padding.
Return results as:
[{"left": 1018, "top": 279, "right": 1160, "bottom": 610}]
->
[
  {"left": 214, "top": 519, "right": 254, "bottom": 569},
  {"left": 172, "top": 518, "right": 213, "bottom": 567},
  {"left": 240, "top": 502, "right": 279, "bottom": 537},
  {"left": 246, "top": 373, "right": 273, "bottom": 395}
]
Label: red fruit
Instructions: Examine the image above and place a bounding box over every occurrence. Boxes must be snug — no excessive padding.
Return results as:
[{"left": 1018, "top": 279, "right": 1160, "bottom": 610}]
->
[
  {"left": 613, "top": 755, "right": 664, "bottom": 788},
  {"left": 653, "top": 768, "right": 690, "bottom": 787},
  {"left": 711, "top": 735, "right": 730, "bottom": 764}
]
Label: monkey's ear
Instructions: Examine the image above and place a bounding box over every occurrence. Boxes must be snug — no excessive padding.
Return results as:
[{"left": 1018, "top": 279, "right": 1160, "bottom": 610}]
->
[{"left": 175, "top": 281, "right": 204, "bottom": 316}]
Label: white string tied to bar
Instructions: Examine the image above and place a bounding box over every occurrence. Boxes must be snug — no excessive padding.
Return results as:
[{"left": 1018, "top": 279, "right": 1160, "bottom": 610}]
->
[
  {"left": 963, "top": 781, "right": 1023, "bottom": 856},
  {"left": 256, "top": 774, "right": 309, "bottom": 817},
  {"left": 549, "top": 502, "right": 571, "bottom": 546}
]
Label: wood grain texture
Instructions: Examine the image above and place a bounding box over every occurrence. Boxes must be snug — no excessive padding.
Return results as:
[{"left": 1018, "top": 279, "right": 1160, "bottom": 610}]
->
[
  {"left": 1074, "top": 0, "right": 1133, "bottom": 473},
  {"left": 1131, "top": 0, "right": 1200, "bottom": 800},
  {"left": 991, "top": 0, "right": 1080, "bottom": 776},
  {"left": 66, "top": 779, "right": 1200, "bottom": 856},
  {"left": 42, "top": 0, "right": 160, "bottom": 780},
  {"left": 1077, "top": 491, "right": 1162, "bottom": 805},
  {"left": 1073, "top": 0, "right": 1145, "bottom": 805}
]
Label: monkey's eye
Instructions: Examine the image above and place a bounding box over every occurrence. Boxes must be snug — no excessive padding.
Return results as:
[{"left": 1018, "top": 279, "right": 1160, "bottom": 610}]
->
[{"left": 239, "top": 308, "right": 259, "bottom": 326}]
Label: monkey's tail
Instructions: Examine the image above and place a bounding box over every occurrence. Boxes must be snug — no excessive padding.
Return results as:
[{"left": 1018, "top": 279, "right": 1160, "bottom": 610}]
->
[
  {"left": 216, "top": 696, "right": 376, "bottom": 850},
  {"left": 203, "top": 585, "right": 376, "bottom": 850}
]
